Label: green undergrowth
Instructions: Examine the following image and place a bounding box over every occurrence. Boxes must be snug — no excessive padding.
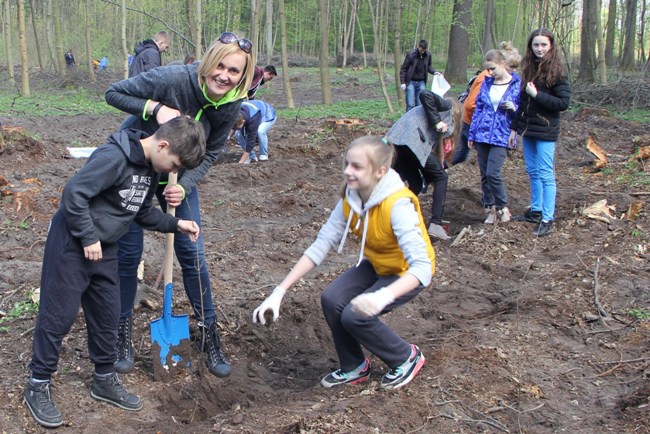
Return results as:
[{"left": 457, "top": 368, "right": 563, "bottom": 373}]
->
[{"left": 0, "top": 88, "right": 119, "bottom": 117}]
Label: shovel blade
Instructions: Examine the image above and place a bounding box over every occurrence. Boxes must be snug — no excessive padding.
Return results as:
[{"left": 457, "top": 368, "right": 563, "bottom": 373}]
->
[{"left": 150, "top": 283, "right": 190, "bottom": 369}]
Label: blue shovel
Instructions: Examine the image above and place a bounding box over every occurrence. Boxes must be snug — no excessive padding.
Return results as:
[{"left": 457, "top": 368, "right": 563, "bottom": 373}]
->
[{"left": 150, "top": 173, "right": 190, "bottom": 371}]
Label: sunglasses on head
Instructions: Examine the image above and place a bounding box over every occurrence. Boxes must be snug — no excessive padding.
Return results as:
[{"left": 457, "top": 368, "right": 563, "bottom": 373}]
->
[{"left": 219, "top": 32, "right": 252, "bottom": 54}]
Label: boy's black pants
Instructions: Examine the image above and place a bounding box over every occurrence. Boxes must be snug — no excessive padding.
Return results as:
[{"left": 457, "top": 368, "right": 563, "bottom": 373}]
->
[{"left": 29, "top": 211, "right": 119, "bottom": 380}]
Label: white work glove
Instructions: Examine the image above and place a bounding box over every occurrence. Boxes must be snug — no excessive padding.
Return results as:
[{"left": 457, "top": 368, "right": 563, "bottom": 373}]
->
[
  {"left": 400, "top": 83, "right": 406, "bottom": 91},
  {"left": 252, "top": 286, "right": 286, "bottom": 325},
  {"left": 350, "top": 287, "right": 395, "bottom": 317},
  {"left": 501, "top": 101, "right": 516, "bottom": 112}
]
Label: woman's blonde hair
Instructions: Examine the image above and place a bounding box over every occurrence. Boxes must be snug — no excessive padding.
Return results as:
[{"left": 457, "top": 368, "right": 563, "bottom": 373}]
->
[
  {"left": 198, "top": 38, "right": 254, "bottom": 100},
  {"left": 340, "top": 136, "right": 395, "bottom": 197}
]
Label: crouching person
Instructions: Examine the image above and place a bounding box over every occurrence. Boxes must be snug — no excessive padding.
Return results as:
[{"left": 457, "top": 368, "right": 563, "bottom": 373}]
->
[{"left": 24, "top": 116, "right": 205, "bottom": 428}]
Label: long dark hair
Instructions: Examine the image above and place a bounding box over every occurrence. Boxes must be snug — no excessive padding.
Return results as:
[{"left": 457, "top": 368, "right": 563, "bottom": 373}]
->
[{"left": 520, "top": 28, "right": 566, "bottom": 87}]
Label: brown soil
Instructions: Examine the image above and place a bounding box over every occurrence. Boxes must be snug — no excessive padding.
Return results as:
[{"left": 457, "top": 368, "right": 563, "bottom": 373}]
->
[{"left": 0, "top": 71, "right": 648, "bottom": 433}]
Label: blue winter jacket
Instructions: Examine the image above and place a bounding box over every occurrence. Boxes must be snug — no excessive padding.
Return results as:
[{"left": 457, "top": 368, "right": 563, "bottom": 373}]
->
[{"left": 469, "top": 73, "right": 521, "bottom": 148}]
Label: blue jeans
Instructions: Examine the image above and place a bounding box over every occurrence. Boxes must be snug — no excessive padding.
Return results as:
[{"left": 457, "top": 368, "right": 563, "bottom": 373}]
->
[
  {"left": 451, "top": 121, "right": 471, "bottom": 165},
  {"left": 522, "top": 136, "right": 556, "bottom": 222},
  {"left": 475, "top": 143, "right": 508, "bottom": 208},
  {"left": 405, "top": 80, "right": 427, "bottom": 112},
  {"left": 118, "top": 185, "right": 215, "bottom": 325},
  {"left": 236, "top": 117, "right": 277, "bottom": 159},
  {"left": 320, "top": 260, "right": 423, "bottom": 371}
]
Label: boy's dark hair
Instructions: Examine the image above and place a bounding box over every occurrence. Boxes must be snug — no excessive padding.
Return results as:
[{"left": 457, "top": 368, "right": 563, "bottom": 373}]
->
[
  {"left": 264, "top": 65, "right": 278, "bottom": 76},
  {"left": 153, "top": 115, "right": 205, "bottom": 169},
  {"left": 418, "top": 40, "right": 428, "bottom": 50}
]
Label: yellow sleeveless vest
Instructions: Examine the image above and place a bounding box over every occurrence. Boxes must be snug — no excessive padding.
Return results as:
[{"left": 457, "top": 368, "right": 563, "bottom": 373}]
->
[{"left": 342, "top": 187, "right": 436, "bottom": 276}]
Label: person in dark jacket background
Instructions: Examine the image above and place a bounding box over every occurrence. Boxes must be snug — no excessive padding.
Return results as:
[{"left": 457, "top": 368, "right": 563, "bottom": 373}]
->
[
  {"left": 399, "top": 40, "right": 439, "bottom": 112},
  {"left": 105, "top": 33, "right": 254, "bottom": 379},
  {"left": 23, "top": 116, "right": 204, "bottom": 429},
  {"left": 128, "top": 31, "right": 171, "bottom": 78},
  {"left": 509, "top": 28, "right": 571, "bottom": 237},
  {"left": 386, "top": 90, "right": 462, "bottom": 240},
  {"left": 247, "top": 64, "right": 277, "bottom": 99}
]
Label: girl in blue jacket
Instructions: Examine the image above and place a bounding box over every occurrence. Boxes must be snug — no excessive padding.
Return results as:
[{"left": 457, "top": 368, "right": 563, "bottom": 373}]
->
[{"left": 469, "top": 46, "right": 521, "bottom": 224}]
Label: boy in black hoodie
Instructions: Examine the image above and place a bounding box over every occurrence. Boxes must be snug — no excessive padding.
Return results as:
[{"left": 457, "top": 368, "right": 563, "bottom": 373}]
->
[{"left": 24, "top": 116, "right": 205, "bottom": 428}]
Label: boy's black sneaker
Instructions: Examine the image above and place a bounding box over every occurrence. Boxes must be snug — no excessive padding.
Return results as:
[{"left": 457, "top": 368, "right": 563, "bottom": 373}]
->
[
  {"left": 381, "top": 344, "right": 425, "bottom": 390},
  {"left": 90, "top": 372, "right": 143, "bottom": 411},
  {"left": 320, "top": 358, "right": 371, "bottom": 388},
  {"left": 114, "top": 317, "right": 135, "bottom": 374},
  {"left": 24, "top": 378, "right": 63, "bottom": 428},
  {"left": 512, "top": 208, "right": 542, "bottom": 224},
  {"left": 533, "top": 220, "right": 553, "bottom": 237}
]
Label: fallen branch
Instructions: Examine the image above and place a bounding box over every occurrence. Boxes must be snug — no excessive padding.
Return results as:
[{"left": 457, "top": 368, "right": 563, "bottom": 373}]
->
[
  {"left": 450, "top": 225, "right": 470, "bottom": 247},
  {"left": 592, "top": 258, "right": 610, "bottom": 319}
]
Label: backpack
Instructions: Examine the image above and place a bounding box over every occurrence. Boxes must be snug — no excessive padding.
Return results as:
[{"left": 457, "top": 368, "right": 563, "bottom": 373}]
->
[{"left": 457, "top": 75, "right": 477, "bottom": 103}]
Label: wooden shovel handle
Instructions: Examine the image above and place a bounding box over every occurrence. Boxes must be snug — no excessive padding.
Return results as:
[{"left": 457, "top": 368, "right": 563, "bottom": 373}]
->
[{"left": 163, "top": 172, "right": 177, "bottom": 286}]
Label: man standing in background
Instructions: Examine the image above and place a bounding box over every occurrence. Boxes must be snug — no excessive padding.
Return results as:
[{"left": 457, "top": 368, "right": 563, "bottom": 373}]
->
[
  {"left": 399, "top": 40, "right": 439, "bottom": 112},
  {"left": 129, "top": 31, "right": 171, "bottom": 78}
]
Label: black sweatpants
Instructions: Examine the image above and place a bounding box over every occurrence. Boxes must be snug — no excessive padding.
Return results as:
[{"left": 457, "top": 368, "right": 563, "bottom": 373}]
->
[
  {"left": 29, "top": 211, "right": 119, "bottom": 380},
  {"left": 394, "top": 145, "right": 448, "bottom": 225}
]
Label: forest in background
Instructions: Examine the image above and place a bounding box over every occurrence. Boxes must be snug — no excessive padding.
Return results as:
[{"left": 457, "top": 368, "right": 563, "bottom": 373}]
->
[{"left": 1, "top": 0, "right": 649, "bottom": 109}]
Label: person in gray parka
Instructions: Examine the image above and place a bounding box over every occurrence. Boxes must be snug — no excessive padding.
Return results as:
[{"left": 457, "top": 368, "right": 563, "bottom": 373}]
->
[{"left": 385, "top": 90, "right": 460, "bottom": 240}]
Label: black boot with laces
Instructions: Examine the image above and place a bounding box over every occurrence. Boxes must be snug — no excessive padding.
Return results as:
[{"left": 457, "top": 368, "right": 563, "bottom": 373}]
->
[
  {"left": 24, "top": 378, "right": 63, "bottom": 428},
  {"left": 201, "top": 321, "right": 231, "bottom": 377},
  {"left": 90, "top": 372, "right": 143, "bottom": 411},
  {"left": 115, "top": 317, "right": 135, "bottom": 374}
]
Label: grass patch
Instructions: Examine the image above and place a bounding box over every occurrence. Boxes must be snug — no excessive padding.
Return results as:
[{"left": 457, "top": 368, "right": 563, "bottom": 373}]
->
[{"left": 0, "top": 88, "right": 120, "bottom": 117}]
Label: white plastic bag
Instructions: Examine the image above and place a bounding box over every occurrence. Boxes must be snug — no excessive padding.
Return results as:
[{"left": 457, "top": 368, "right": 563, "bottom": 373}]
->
[{"left": 431, "top": 74, "right": 451, "bottom": 97}]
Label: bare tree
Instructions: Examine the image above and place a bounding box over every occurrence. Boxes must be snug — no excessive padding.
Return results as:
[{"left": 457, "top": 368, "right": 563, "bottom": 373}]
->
[
  {"left": 265, "top": 0, "right": 273, "bottom": 63},
  {"left": 444, "top": 0, "right": 472, "bottom": 84},
  {"left": 393, "top": 0, "right": 404, "bottom": 108},
  {"left": 366, "top": 0, "right": 393, "bottom": 112},
  {"left": 620, "top": 0, "right": 637, "bottom": 70},
  {"left": 604, "top": 0, "right": 617, "bottom": 66},
  {"left": 639, "top": 0, "right": 646, "bottom": 63},
  {"left": 84, "top": 0, "right": 94, "bottom": 80},
  {"left": 482, "top": 0, "right": 495, "bottom": 55},
  {"left": 17, "top": 0, "right": 29, "bottom": 96},
  {"left": 317, "top": 0, "right": 332, "bottom": 104},
  {"left": 29, "top": 0, "right": 44, "bottom": 70},
  {"left": 579, "top": 0, "right": 598, "bottom": 82},
  {"left": 53, "top": 0, "right": 64, "bottom": 75},
  {"left": 3, "top": 0, "right": 16, "bottom": 84},
  {"left": 596, "top": 0, "right": 607, "bottom": 83},
  {"left": 277, "top": 0, "right": 295, "bottom": 107}
]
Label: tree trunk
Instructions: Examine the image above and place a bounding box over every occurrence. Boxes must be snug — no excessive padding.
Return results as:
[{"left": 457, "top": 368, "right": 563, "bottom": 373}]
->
[
  {"left": 620, "top": 0, "right": 637, "bottom": 70},
  {"left": 579, "top": 0, "right": 598, "bottom": 82},
  {"left": 46, "top": 0, "right": 56, "bottom": 70},
  {"left": 444, "top": 0, "right": 471, "bottom": 84},
  {"left": 17, "top": 0, "right": 29, "bottom": 96},
  {"left": 393, "top": 0, "right": 403, "bottom": 108},
  {"left": 639, "top": 0, "right": 646, "bottom": 63},
  {"left": 121, "top": 0, "right": 128, "bottom": 78},
  {"left": 604, "top": 0, "right": 617, "bottom": 65},
  {"left": 194, "top": 0, "right": 202, "bottom": 60},
  {"left": 265, "top": 0, "right": 273, "bottom": 63},
  {"left": 366, "top": 0, "right": 393, "bottom": 112},
  {"left": 277, "top": 0, "right": 295, "bottom": 107},
  {"left": 482, "top": 0, "right": 494, "bottom": 55},
  {"left": 317, "top": 0, "right": 332, "bottom": 105},
  {"left": 250, "top": 0, "right": 262, "bottom": 65},
  {"left": 3, "top": 0, "right": 15, "bottom": 84},
  {"left": 53, "top": 0, "right": 64, "bottom": 75},
  {"left": 355, "top": 11, "right": 367, "bottom": 67},
  {"left": 596, "top": 0, "right": 607, "bottom": 83},
  {"left": 29, "top": 0, "right": 44, "bottom": 70},
  {"left": 84, "top": 0, "right": 94, "bottom": 81}
]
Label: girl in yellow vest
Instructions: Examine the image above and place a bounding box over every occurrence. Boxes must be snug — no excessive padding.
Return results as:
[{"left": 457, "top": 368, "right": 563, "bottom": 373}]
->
[{"left": 253, "top": 136, "right": 435, "bottom": 390}]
